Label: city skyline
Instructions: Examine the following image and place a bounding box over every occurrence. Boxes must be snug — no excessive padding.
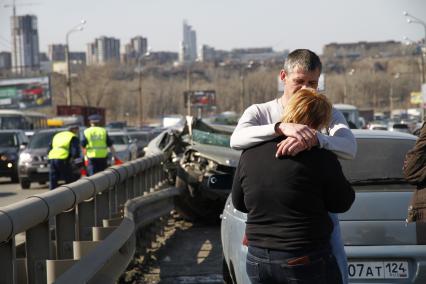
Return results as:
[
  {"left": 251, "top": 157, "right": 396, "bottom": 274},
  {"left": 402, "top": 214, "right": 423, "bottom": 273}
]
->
[{"left": 0, "top": 0, "right": 426, "bottom": 55}]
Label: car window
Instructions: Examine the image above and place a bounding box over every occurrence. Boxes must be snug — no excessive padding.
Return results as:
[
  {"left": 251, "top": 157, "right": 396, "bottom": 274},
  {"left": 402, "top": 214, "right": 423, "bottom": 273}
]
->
[
  {"left": 0, "top": 133, "right": 18, "bottom": 147},
  {"left": 340, "top": 137, "right": 415, "bottom": 183},
  {"left": 189, "top": 129, "right": 231, "bottom": 147},
  {"left": 28, "top": 131, "right": 56, "bottom": 149},
  {"left": 110, "top": 135, "right": 128, "bottom": 145}
]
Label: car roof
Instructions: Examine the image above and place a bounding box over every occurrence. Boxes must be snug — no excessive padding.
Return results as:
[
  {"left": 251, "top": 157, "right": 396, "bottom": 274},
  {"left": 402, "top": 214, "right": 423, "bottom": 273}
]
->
[
  {"left": 0, "top": 129, "right": 25, "bottom": 133},
  {"left": 352, "top": 129, "right": 417, "bottom": 140},
  {"left": 33, "top": 128, "right": 67, "bottom": 134}
]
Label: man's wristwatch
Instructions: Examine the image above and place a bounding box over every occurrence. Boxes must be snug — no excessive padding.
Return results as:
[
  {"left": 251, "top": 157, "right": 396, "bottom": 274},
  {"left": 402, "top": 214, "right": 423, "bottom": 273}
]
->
[{"left": 274, "top": 122, "right": 282, "bottom": 134}]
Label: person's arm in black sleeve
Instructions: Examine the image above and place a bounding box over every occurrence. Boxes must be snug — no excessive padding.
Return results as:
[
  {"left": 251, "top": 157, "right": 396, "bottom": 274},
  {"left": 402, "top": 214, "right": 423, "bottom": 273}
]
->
[
  {"left": 70, "top": 137, "right": 81, "bottom": 159},
  {"left": 403, "top": 122, "right": 426, "bottom": 184},
  {"left": 322, "top": 152, "right": 355, "bottom": 213},
  {"left": 231, "top": 158, "right": 248, "bottom": 213}
]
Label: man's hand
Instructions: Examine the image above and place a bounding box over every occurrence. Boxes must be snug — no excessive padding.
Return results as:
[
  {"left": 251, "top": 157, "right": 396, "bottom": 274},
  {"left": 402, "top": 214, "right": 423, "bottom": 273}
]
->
[
  {"left": 275, "top": 137, "right": 307, "bottom": 157},
  {"left": 276, "top": 122, "right": 318, "bottom": 149}
]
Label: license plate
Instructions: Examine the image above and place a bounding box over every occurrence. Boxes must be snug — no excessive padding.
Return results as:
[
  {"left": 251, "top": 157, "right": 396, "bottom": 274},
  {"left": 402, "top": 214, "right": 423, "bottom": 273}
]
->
[
  {"left": 348, "top": 261, "right": 409, "bottom": 279},
  {"left": 37, "top": 166, "right": 50, "bottom": 173}
]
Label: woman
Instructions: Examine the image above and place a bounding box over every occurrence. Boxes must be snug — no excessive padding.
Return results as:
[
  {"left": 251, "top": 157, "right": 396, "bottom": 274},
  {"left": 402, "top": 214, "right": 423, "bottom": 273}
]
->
[{"left": 232, "top": 88, "right": 355, "bottom": 284}]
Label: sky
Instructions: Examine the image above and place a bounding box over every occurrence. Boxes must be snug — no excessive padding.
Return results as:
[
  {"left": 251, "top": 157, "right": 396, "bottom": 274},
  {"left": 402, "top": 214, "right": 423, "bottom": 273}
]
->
[{"left": 0, "top": 0, "right": 426, "bottom": 55}]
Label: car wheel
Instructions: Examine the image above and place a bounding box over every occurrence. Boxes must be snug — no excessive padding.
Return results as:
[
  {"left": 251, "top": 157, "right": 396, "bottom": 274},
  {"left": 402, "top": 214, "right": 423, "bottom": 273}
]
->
[
  {"left": 222, "top": 257, "right": 234, "bottom": 284},
  {"left": 20, "top": 179, "right": 31, "bottom": 189},
  {"left": 174, "top": 176, "right": 224, "bottom": 224}
]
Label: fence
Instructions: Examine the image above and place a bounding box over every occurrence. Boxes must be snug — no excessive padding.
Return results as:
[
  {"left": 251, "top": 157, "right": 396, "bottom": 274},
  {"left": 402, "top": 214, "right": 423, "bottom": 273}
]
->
[{"left": 0, "top": 153, "right": 181, "bottom": 283}]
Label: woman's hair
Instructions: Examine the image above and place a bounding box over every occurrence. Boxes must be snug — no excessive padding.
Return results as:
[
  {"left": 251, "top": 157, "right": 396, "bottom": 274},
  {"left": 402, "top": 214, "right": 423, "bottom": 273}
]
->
[{"left": 281, "top": 88, "right": 332, "bottom": 130}]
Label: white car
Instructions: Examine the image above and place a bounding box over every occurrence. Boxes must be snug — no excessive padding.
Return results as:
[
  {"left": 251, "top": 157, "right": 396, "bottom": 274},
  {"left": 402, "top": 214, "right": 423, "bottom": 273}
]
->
[
  {"left": 108, "top": 131, "right": 138, "bottom": 162},
  {"left": 221, "top": 130, "right": 423, "bottom": 284}
]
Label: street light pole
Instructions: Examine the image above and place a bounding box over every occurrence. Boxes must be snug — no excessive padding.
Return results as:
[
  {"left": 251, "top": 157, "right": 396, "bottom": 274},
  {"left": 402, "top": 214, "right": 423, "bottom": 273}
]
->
[
  {"left": 404, "top": 12, "right": 426, "bottom": 84},
  {"left": 65, "top": 20, "right": 86, "bottom": 106}
]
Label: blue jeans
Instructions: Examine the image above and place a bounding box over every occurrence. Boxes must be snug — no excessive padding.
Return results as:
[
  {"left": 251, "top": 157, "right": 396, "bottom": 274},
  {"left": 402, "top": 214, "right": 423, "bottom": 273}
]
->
[
  {"left": 246, "top": 245, "right": 342, "bottom": 284},
  {"left": 329, "top": 213, "right": 348, "bottom": 284}
]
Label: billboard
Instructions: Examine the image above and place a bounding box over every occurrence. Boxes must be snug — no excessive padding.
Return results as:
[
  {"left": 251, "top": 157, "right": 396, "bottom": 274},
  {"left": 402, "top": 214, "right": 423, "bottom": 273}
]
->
[
  {"left": 0, "top": 76, "right": 52, "bottom": 109},
  {"left": 184, "top": 90, "right": 216, "bottom": 109}
]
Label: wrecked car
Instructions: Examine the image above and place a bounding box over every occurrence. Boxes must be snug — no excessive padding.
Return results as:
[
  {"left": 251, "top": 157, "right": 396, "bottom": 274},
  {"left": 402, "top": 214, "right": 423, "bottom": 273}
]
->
[{"left": 145, "top": 118, "right": 240, "bottom": 222}]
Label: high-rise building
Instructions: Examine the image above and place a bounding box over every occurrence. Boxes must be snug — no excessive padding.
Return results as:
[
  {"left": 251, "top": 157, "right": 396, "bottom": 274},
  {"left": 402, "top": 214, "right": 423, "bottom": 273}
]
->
[
  {"left": 179, "top": 20, "right": 197, "bottom": 64},
  {"left": 0, "top": 52, "right": 12, "bottom": 71},
  {"left": 86, "top": 36, "right": 120, "bottom": 65},
  {"left": 48, "top": 44, "right": 66, "bottom": 61},
  {"left": 124, "top": 36, "right": 148, "bottom": 63},
  {"left": 11, "top": 14, "right": 40, "bottom": 74}
]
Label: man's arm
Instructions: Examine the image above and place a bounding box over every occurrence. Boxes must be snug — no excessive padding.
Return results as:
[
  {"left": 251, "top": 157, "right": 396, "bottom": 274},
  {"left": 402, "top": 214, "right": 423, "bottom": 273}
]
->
[
  {"left": 230, "top": 104, "right": 278, "bottom": 150},
  {"left": 317, "top": 108, "right": 357, "bottom": 160},
  {"left": 106, "top": 134, "right": 118, "bottom": 158}
]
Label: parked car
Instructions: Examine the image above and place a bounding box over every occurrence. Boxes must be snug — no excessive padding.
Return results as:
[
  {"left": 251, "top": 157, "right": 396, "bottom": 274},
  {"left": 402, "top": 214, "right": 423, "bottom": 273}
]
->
[
  {"left": 108, "top": 131, "right": 138, "bottom": 162},
  {"left": 0, "top": 130, "right": 28, "bottom": 182},
  {"left": 18, "top": 128, "right": 81, "bottom": 189},
  {"left": 221, "top": 130, "right": 423, "bottom": 284},
  {"left": 128, "top": 131, "right": 152, "bottom": 158},
  {"left": 388, "top": 122, "right": 411, "bottom": 134}
]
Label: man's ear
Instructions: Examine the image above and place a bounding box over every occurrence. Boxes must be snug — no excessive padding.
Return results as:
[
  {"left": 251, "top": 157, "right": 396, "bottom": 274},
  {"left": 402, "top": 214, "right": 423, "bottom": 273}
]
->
[{"left": 279, "top": 70, "right": 286, "bottom": 81}]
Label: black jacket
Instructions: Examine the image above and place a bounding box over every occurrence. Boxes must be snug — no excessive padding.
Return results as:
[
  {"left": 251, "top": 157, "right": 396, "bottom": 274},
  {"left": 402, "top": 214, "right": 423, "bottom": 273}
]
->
[
  {"left": 232, "top": 136, "right": 355, "bottom": 251},
  {"left": 404, "top": 122, "right": 426, "bottom": 222}
]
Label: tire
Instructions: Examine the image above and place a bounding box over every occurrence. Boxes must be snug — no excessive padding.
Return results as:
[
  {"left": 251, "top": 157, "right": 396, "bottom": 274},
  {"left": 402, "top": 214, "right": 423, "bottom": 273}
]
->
[
  {"left": 174, "top": 176, "right": 224, "bottom": 224},
  {"left": 20, "top": 179, "right": 31, "bottom": 189}
]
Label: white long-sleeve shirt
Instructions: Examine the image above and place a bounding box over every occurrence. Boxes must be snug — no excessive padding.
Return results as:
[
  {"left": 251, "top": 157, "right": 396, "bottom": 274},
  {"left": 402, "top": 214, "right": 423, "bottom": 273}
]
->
[{"left": 230, "top": 98, "right": 357, "bottom": 160}]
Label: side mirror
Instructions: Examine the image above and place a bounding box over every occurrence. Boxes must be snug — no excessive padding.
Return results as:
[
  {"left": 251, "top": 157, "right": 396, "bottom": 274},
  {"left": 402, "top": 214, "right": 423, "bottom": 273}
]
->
[{"left": 20, "top": 143, "right": 27, "bottom": 150}]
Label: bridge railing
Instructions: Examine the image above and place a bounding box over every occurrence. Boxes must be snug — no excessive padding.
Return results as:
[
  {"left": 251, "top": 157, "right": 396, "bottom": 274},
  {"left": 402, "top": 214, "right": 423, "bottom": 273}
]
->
[{"left": 0, "top": 153, "right": 179, "bottom": 284}]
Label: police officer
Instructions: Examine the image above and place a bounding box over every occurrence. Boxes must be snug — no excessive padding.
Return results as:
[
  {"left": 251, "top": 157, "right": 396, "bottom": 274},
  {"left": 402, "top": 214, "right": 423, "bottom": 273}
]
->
[
  {"left": 82, "top": 114, "right": 116, "bottom": 176},
  {"left": 48, "top": 125, "right": 81, "bottom": 189}
]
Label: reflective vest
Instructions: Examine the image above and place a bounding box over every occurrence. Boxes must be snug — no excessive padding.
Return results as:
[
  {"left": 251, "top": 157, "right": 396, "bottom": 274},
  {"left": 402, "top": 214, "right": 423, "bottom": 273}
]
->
[
  {"left": 48, "top": 131, "right": 76, "bottom": 160},
  {"left": 84, "top": 127, "right": 108, "bottom": 158}
]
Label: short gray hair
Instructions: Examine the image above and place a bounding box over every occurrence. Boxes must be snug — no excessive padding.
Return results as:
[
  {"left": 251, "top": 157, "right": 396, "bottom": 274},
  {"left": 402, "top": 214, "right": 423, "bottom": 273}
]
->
[{"left": 283, "top": 49, "right": 322, "bottom": 74}]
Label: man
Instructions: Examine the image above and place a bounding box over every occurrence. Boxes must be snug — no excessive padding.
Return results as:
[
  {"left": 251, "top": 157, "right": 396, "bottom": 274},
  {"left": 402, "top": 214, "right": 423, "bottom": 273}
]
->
[
  {"left": 82, "top": 114, "right": 116, "bottom": 176},
  {"left": 48, "top": 125, "right": 81, "bottom": 189},
  {"left": 230, "top": 49, "right": 357, "bottom": 283},
  {"left": 403, "top": 122, "right": 426, "bottom": 223}
]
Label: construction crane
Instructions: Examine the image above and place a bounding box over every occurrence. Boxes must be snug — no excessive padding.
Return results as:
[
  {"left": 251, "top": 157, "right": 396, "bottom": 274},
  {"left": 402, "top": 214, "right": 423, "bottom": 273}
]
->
[{"left": 3, "top": 0, "right": 40, "bottom": 72}]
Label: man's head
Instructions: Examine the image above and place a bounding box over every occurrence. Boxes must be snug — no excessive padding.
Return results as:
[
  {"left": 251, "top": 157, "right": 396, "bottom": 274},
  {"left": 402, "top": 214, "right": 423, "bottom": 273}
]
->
[
  {"left": 88, "top": 114, "right": 102, "bottom": 126},
  {"left": 68, "top": 125, "right": 79, "bottom": 134},
  {"left": 280, "top": 49, "right": 322, "bottom": 97},
  {"left": 281, "top": 88, "right": 331, "bottom": 130}
]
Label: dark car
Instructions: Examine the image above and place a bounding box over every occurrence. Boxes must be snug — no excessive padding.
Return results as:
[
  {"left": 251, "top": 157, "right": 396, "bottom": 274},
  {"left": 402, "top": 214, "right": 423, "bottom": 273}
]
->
[
  {"left": 145, "top": 118, "right": 239, "bottom": 222},
  {"left": 0, "top": 130, "right": 28, "bottom": 182},
  {"left": 18, "top": 128, "right": 81, "bottom": 189}
]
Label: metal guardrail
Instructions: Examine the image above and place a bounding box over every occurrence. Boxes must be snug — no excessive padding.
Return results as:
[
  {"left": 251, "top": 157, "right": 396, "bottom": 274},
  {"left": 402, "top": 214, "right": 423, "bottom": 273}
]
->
[{"left": 0, "top": 153, "right": 180, "bottom": 284}]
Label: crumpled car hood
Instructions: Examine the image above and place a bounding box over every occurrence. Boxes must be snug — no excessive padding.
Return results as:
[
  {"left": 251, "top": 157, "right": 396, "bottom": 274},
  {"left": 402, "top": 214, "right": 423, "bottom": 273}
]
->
[{"left": 191, "top": 143, "right": 241, "bottom": 167}]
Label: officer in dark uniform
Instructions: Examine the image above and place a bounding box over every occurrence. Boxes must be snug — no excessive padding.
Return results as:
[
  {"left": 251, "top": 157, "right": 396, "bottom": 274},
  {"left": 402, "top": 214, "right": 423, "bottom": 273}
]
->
[
  {"left": 82, "top": 114, "right": 116, "bottom": 176},
  {"left": 48, "top": 125, "right": 81, "bottom": 189}
]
